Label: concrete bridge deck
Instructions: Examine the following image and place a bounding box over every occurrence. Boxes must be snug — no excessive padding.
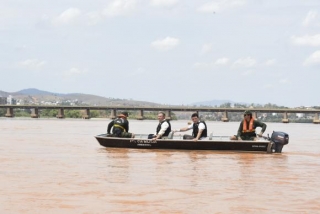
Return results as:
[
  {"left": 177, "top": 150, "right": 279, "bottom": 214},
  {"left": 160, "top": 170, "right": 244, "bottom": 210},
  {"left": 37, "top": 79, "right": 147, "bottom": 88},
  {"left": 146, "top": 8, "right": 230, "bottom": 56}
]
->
[{"left": 0, "top": 105, "right": 319, "bottom": 123}]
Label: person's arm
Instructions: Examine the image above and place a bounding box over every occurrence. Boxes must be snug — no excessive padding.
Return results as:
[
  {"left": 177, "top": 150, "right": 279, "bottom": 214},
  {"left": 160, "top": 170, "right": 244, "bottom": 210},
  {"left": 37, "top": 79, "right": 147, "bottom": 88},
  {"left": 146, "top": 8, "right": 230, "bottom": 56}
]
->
[
  {"left": 193, "top": 123, "right": 205, "bottom": 142},
  {"left": 236, "top": 121, "right": 243, "bottom": 140},
  {"left": 107, "top": 121, "right": 114, "bottom": 134},
  {"left": 193, "top": 130, "right": 203, "bottom": 142},
  {"left": 124, "top": 120, "right": 129, "bottom": 132},
  {"left": 153, "top": 122, "right": 169, "bottom": 139},
  {"left": 255, "top": 120, "right": 267, "bottom": 137},
  {"left": 174, "top": 124, "right": 193, "bottom": 132}
]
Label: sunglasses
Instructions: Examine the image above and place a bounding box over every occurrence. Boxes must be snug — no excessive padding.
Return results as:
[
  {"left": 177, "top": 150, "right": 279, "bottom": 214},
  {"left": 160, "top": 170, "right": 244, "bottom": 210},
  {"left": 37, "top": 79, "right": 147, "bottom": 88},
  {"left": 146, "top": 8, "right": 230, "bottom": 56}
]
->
[{"left": 244, "top": 114, "right": 251, "bottom": 116}]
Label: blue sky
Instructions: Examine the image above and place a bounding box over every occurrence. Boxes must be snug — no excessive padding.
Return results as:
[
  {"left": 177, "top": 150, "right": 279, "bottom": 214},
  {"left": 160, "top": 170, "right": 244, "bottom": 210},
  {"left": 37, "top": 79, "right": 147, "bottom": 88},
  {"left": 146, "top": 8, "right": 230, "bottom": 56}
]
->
[{"left": 0, "top": 0, "right": 319, "bottom": 107}]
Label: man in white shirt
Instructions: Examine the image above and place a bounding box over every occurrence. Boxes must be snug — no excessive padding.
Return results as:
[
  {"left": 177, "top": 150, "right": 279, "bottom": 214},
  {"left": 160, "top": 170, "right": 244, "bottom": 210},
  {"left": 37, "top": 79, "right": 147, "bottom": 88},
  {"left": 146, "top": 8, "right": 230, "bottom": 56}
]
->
[
  {"left": 148, "top": 111, "right": 171, "bottom": 140},
  {"left": 173, "top": 113, "right": 207, "bottom": 142}
]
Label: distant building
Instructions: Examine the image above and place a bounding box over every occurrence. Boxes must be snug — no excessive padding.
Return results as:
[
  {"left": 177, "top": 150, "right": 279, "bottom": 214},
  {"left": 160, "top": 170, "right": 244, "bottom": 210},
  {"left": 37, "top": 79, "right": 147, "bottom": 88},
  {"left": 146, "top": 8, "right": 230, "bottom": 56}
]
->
[
  {"left": 0, "top": 97, "right": 7, "bottom": 104},
  {"left": 296, "top": 113, "right": 305, "bottom": 118},
  {"left": 7, "top": 95, "right": 17, "bottom": 105}
]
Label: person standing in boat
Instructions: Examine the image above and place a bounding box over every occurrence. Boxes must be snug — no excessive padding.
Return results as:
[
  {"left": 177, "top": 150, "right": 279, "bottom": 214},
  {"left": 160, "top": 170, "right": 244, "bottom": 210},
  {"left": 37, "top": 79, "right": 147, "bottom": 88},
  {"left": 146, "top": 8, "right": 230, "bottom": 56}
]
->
[
  {"left": 107, "top": 111, "right": 135, "bottom": 138},
  {"left": 230, "top": 110, "right": 266, "bottom": 141},
  {"left": 148, "top": 111, "right": 171, "bottom": 140},
  {"left": 173, "top": 113, "right": 207, "bottom": 142}
]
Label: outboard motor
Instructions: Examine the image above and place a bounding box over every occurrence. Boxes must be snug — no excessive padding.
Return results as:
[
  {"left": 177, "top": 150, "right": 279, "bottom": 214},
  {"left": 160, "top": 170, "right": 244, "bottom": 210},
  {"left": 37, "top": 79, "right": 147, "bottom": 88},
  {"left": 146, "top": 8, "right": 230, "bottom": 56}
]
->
[{"left": 270, "top": 131, "right": 289, "bottom": 153}]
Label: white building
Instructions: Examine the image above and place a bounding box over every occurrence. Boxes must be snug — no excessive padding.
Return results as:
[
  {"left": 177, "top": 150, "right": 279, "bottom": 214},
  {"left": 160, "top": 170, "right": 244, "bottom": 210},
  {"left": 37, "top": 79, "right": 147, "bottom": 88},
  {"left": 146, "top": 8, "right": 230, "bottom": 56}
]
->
[
  {"left": 7, "top": 95, "right": 17, "bottom": 105},
  {"left": 296, "top": 113, "right": 305, "bottom": 118}
]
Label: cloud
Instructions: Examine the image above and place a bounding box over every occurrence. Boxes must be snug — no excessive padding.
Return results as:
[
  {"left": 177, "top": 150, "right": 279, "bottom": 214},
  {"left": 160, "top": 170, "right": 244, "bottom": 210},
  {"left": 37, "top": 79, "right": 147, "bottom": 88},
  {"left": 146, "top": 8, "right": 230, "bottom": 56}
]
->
[
  {"left": 86, "top": 11, "right": 104, "bottom": 25},
  {"left": 128, "top": 67, "right": 147, "bottom": 77},
  {"left": 215, "top": 57, "right": 229, "bottom": 65},
  {"left": 304, "top": 50, "right": 320, "bottom": 65},
  {"left": 279, "top": 79, "right": 288, "bottom": 84},
  {"left": 265, "top": 59, "right": 276, "bottom": 66},
  {"left": 18, "top": 59, "right": 47, "bottom": 69},
  {"left": 150, "top": 0, "right": 179, "bottom": 7},
  {"left": 233, "top": 57, "right": 256, "bottom": 67},
  {"left": 64, "top": 67, "right": 86, "bottom": 78},
  {"left": 14, "top": 45, "right": 28, "bottom": 51},
  {"left": 52, "top": 8, "right": 82, "bottom": 25},
  {"left": 103, "top": 0, "right": 138, "bottom": 16},
  {"left": 264, "top": 84, "right": 273, "bottom": 89},
  {"left": 201, "top": 43, "right": 213, "bottom": 54},
  {"left": 241, "top": 70, "right": 254, "bottom": 76},
  {"left": 151, "top": 37, "right": 180, "bottom": 51},
  {"left": 291, "top": 34, "right": 320, "bottom": 47},
  {"left": 302, "top": 10, "right": 318, "bottom": 26},
  {"left": 193, "top": 62, "right": 212, "bottom": 69},
  {"left": 193, "top": 57, "right": 229, "bottom": 69},
  {"left": 197, "top": 0, "right": 247, "bottom": 13},
  {"left": 36, "top": 14, "right": 51, "bottom": 29}
]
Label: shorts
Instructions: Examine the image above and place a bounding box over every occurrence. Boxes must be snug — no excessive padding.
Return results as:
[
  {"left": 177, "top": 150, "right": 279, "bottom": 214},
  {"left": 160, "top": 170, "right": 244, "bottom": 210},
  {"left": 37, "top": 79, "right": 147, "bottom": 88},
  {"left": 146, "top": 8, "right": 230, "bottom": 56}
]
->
[
  {"left": 113, "top": 128, "right": 133, "bottom": 138},
  {"left": 119, "top": 132, "right": 133, "bottom": 138}
]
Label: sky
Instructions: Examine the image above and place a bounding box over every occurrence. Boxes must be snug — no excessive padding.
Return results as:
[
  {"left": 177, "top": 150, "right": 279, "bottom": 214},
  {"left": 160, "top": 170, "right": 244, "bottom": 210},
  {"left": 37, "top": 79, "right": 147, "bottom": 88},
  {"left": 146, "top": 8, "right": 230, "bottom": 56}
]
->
[{"left": 0, "top": 0, "right": 319, "bottom": 107}]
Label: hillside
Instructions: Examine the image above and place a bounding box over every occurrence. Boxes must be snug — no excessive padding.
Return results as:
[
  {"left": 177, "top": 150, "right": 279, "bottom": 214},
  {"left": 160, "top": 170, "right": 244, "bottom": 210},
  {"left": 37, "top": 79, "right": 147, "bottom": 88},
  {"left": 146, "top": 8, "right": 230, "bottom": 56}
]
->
[{"left": 0, "top": 88, "right": 162, "bottom": 107}]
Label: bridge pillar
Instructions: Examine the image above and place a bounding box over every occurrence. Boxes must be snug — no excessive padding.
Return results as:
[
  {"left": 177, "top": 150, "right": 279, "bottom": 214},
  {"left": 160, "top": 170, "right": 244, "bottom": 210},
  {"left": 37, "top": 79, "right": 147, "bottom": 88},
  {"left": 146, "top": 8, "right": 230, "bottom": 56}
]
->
[
  {"left": 31, "top": 108, "right": 39, "bottom": 118},
  {"left": 221, "top": 111, "right": 229, "bottom": 122},
  {"left": 56, "top": 108, "right": 65, "bottom": 119},
  {"left": 166, "top": 110, "right": 171, "bottom": 120},
  {"left": 83, "top": 109, "right": 90, "bottom": 119},
  {"left": 137, "top": 110, "right": 144, "bottom": 120},
  {"left": 252, "top": 111, "right": 257, "bottom": 119},
  {"left": 110, "top": 109, "right": 116, "bottom": 119},
  {"left": 195, "top": 111, "right": 200, "bottom": 119},
  {"left": 5, "top": 107, "right": 14, "bottom": 117},
  {"left": 313, "top": 113, "right": 319, "bottom": 124},
  {"left": 282, "top": 112, "right": 289, "bottom": 123}
]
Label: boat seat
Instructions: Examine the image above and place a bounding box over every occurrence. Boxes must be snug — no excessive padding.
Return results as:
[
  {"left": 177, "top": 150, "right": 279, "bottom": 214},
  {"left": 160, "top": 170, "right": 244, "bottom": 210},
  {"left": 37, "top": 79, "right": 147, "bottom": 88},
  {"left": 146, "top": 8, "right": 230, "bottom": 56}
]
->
[
  {"left": 209, "top": 132, "right": 213, "bottom": 140},
  {"left": 167, "top": 131, "right": 174, "bottom": 139}
]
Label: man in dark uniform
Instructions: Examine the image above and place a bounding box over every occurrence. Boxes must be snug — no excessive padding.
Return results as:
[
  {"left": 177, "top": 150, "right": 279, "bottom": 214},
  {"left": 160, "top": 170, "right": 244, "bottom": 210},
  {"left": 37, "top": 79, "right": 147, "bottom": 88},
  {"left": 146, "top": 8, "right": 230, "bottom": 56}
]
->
[
  {"left": 107, "top": 111, "right": 135, "bottom": 138},
  {"left": 173, "top": 113, "right": 207, "bottom": 142},
  {"left": 230, "top": 110, "right": 267, "bottom": 141}
]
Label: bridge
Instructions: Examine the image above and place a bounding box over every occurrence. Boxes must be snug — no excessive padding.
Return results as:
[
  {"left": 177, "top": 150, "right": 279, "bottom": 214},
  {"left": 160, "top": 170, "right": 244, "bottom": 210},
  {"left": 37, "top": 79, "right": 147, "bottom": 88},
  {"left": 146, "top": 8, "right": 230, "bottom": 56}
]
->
[{"left": 0, "top": 105, "right": 319, "bottom": 124}]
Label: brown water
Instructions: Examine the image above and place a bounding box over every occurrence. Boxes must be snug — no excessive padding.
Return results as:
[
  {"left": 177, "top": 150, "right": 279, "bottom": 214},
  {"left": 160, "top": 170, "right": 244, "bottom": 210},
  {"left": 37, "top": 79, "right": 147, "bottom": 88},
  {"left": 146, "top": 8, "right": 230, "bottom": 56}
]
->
[{"left": 1, "top": 118, "right": 320, "bottom": 214}]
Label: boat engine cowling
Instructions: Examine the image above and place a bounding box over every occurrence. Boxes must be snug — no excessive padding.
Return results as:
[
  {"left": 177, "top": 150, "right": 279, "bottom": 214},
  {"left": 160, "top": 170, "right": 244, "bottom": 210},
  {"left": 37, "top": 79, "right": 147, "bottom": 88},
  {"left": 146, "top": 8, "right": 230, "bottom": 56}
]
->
[{"left": 270, "top": 131, "right": 289, "bottom": 153}]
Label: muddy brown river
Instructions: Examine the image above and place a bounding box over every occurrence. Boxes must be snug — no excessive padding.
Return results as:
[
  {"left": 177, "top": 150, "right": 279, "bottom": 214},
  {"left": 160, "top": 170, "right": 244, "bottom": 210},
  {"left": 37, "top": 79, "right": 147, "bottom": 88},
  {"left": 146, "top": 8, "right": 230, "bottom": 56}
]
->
[{"left": 1, "top": 118, "right": 320, "bottom": 213}]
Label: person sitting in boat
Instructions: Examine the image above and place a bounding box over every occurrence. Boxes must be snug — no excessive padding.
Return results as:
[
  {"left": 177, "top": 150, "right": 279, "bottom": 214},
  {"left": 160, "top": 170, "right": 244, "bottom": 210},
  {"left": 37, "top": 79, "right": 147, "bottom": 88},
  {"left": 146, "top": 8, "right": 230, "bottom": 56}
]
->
[
  {"left": 148, "top": 111, "right": 171, "bottom": 140},
  {"left": 230, "top": 110, "right": 266, "bottom": 141},
  {"left": 107, "top": 111, "right": 135, "bottom": 138},
  {"left": 173, "top": 113, "right": 207, "bottom": 142}
]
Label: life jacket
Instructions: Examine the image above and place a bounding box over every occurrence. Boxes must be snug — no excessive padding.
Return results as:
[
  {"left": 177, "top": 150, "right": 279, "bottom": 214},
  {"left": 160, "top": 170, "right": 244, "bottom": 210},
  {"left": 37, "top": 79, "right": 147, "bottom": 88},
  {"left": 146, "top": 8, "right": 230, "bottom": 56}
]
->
[
  {"left": 242, "top": 118, "right": 255, "bottom": 133},
  {"left": 156, "top": 120, "right": 171, "bottom": 137},
  {"left": 113, "top": 118, "right": 126, "bottom": 133},
  {"left": 192, "top": 121, "right": 207, "bottom": 138}
]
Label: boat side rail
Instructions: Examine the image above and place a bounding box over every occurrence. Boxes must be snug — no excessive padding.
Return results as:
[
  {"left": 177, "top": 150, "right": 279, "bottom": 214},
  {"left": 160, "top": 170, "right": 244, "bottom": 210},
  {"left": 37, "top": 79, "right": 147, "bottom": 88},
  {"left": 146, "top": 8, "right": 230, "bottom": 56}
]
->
[{"left": 96, "top": 133, "right": 271, "bottom": 142}]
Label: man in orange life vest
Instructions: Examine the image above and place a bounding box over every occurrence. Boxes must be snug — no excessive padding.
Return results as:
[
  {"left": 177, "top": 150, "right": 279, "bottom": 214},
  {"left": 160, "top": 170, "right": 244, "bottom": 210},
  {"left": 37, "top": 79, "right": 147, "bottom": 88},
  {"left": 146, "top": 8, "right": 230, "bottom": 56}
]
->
[{"left": 230, "top": 110, "right": 267, "bottom": 141}]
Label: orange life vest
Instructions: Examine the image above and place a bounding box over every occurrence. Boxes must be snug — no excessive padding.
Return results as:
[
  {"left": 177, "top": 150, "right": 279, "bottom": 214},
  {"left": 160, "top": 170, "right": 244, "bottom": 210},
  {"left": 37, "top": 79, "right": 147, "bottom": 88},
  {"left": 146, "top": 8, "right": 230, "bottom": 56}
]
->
[{"left": 242, "top": 118, "right": 255, "bottom": 133}]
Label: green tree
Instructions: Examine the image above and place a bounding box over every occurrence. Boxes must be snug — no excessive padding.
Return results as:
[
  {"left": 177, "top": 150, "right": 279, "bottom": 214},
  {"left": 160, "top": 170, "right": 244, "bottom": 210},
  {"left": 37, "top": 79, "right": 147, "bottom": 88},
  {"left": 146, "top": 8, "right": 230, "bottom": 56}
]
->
[
  {"left": 0, "top": 108, "right": 6, "bottom": 117},
  {"left": 40, "top": 109, "right": 59, "bottom": 117},
  {"left": 65, "top": 110, "right": 82, "bottom": 118},
  {"left": 14, "top": 109, "right": 30, "bottom": 117},
  {"left": 220, "top": 102, "right": 232, "bottom": 108}
]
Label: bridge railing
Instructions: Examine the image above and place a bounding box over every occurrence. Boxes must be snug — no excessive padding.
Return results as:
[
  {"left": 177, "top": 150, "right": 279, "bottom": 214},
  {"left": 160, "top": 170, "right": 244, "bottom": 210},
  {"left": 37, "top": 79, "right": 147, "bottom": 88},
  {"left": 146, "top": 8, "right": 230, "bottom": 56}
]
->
[{"left": 0, "top": 105, "right": 319, "bottom": 124}]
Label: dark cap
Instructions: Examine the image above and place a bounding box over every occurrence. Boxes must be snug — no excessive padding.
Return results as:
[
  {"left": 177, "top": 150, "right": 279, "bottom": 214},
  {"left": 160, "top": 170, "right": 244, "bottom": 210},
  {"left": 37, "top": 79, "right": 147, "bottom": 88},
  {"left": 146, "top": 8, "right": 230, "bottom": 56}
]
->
[
  {"left": 119, "top": 111, "right": 128, "bottom": 117},
  {"left": 244, "top": 110, "right": 252, "bottom": 115}
]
